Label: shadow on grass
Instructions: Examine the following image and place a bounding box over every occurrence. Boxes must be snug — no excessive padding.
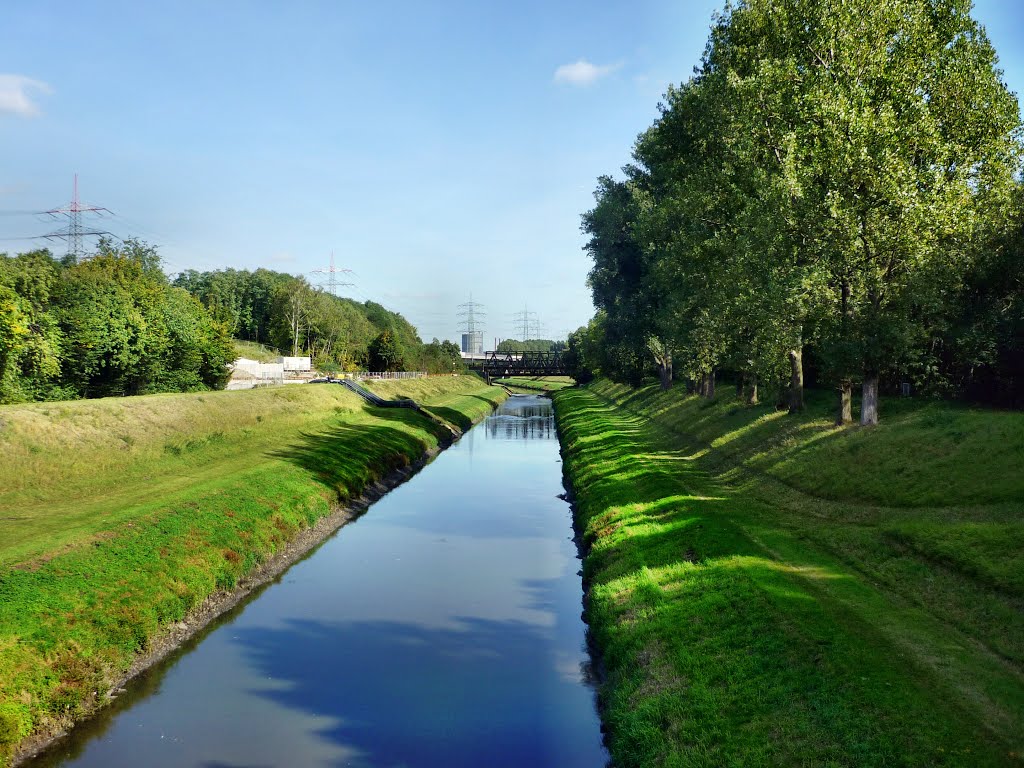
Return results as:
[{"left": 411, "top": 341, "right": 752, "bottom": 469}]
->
[
  {"left": 269, "top": 415, "right": 433, "bottom": 502},
  {"left": 553, "top": 387, "right": 1018, "bottom": 767},
  {"left": 424, "top": 405, "right": 474, "bottom": 431}
]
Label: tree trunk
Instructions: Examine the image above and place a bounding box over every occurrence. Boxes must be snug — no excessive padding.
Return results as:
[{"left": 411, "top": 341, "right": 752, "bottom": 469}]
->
[
  {"left": 861, "top": 375, "right": 879, "bottom": 425},
  {"left": 788, "top": 348, "right": 804, "bottom": 414},
  {"left": 735, "top": 373, "right": 745, "bottom": 398},
  {"left": 836, "top": 380, "right": 852, "bottom": 425},
  {"left": 698, "top": 371, "right": 715, "bottom": 398},
  {"left": 658, "top": 362, "right": 672, "bottom": 391},
  {"left": 746, "top": 374, "right": 759, "bottom": 405}
]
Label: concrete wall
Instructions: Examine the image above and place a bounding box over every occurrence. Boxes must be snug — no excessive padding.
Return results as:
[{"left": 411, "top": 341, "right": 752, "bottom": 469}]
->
[
  {"left": 228, "top": 360, "right": 285, "bottom": 390},
  {"left": 276, "top": 356, "right": 312, "bottom": 372}
]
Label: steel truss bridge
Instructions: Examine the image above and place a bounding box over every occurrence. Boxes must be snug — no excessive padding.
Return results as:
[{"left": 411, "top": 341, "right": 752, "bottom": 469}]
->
[{"left": 466, "top": 351, "right": 568, "bottom": 378}]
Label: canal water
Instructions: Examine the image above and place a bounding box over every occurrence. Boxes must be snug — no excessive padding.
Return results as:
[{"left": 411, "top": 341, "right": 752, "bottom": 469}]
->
[{"left": 30, "top": 394, "right": 608, "bottom": 768}]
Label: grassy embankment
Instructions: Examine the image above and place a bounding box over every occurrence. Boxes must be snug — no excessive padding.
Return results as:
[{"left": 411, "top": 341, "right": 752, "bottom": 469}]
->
[
  {"left": 0, "top": 375, "right": 504, "bottom": 763},
  {"left": 494, "top": 376, "right": 575, "bottom": 392},
  {"left": 554, "top": 380, "right": 1024, "bottom": 767},
  {"left": 231, "top": 339, "right": 281, "bottom": 362}
]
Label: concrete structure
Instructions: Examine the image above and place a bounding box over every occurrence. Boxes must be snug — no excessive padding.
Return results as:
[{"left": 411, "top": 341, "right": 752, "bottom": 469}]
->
[
  {"left": 276, "top": 356, "right": 312, "bottom": 372},
  {"left": 461, "top": 332, "right": 483, "bottom": 355},
  {"left": 227, "top": 358, "right": 285, "bottom": 390}
]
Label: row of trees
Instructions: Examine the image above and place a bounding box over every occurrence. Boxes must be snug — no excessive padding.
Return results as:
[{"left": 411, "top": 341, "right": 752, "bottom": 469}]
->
[
  {"left": 574, "top": 0, "right": 1023, "bottom": 422},
  {"left": 495, "top": 338, "right": 567, "bottom": 353},
  {"left": 1, "top": 243, "right": 466, "bottom": 403},
  {"left": 0, "top": 241, "right": 234, "bottom": 402},
  {"left": 174, "top": 268, "right": 463, "bottom": 374}
]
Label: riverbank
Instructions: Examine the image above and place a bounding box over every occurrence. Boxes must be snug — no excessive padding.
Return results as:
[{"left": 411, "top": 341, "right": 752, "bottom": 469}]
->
[
  {"left": 553, "top": 380, "right": 1024, "bottom": 767},
  {"left": 0, "top": 376, "right": 505, "bottom": 766}
]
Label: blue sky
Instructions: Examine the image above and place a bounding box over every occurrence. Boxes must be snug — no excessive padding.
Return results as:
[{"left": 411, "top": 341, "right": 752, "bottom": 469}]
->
[{"left": 1, "top": 1, "right": 1022, "bottom": 344}]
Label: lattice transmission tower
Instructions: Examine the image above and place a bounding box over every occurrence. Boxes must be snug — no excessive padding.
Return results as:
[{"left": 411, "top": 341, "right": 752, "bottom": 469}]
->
[
  {"left": 513, "top": 306, "right": 540, "bottom": 341},
  {"left": 312, "top": 252, "right": 353, "bottom": 296},
  {"left": 40, "top": 174, "right": 112, "bottom": 261},
  {"left": 458, "top": 295, "right": 486, "bottom": 354}
]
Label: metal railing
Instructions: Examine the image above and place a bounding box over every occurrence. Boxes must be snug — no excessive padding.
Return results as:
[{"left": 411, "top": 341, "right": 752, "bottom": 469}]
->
[{"left": 355, "top": 371, "right": 427, "bottom": 380}]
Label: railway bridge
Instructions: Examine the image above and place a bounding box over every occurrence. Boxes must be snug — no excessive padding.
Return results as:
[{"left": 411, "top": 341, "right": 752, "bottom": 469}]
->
[{"left": 465, "top": 351, "right": 568, "bottom": 379}]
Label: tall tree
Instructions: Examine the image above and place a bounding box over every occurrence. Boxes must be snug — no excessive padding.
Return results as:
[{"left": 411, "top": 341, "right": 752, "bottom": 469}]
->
[
  {"left": 710, "top": 0, "right": 1022, "bottom": 423},
  {"left": 368, "top": 329, "right": 405, "bottom": 372}
]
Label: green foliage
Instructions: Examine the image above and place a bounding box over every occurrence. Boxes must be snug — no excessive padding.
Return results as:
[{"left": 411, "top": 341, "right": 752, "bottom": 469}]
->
[
  {"left": 0, "top": 252, "right": 64, "bottom": 403},
  {"left": 367, "top": 329, "right": 405, "bottom": 371},
  {"left": 563, "top": 324, "right": 597, "bottom": 383},
  {"left": 418, "top": 338, "right": 464, "bottom": 374},
  {"left": 0, "top": 244, "right": 232, "bottom": 403},
  {"left": 174, "top": 268, "right": 434, "bottom": 372},
  {"left": 0, "top": 246, "right": 444, "bottom": 403},
  {"left": 582, "top": 0, "right": 1024, "bottom": 414},
  {"left": 173, "top": 267, "right": 292, "bottom": 343},
  {"left": 495, "top": 338, "right": 565, "bottom": 353}
]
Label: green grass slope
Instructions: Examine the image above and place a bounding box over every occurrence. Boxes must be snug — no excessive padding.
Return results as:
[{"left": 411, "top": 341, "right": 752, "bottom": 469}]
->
[
  {"left": 494, "top": 376, "right": 576, "bottom": 392},
  {"left": 0, "top": 375, "right": 504, "bottom": 763},
  {"left": 554, "top": 381, "right": 1024, "bottom": 767}
]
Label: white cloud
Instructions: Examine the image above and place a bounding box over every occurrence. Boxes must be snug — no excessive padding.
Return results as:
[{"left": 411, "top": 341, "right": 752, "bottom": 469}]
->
[
  {"left": 0, "top": 74, "right": 52, "bottom": 117},
  {"left": 553, "top": 59, "right": 620, "bottom": 87}
]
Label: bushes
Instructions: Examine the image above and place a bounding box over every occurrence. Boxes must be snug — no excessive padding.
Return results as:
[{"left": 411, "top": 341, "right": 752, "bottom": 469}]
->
[{"left": 0, "top": 242, "right": 234, "bottom": 403}]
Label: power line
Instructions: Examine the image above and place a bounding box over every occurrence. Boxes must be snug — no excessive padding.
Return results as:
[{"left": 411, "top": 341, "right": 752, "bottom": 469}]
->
[
  {"left": 311, "top": 251, "right": 353, "bottom": 296},
  {"left": 457, "top": 294, "right": 486, "bottom": 334},
  {"left": 457, "top": 294, "right": 486, "bottom": 354},
  {"left": 39, "top": 174, "right": 112, "bottom": 261},
  {"left": 513, "top": 305, "right": 539, "bottom": 341}
]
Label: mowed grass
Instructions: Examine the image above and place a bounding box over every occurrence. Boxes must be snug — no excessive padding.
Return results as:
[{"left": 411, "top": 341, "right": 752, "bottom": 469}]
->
[
  {"left": 554, "top": 382, "right": 1024, "bottom": 767},
  {"left": 365, "top": 375, "right": 504, "bottom": 430},
  {"left": 494, "top": 376, "right": 576, "bottom": 392},
  {"left": 0, "top": 376, "right": 505, "bottom": 763}
]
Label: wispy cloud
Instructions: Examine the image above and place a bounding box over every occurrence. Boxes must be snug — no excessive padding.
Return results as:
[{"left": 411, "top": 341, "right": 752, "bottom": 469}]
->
[
  {"left": 0, "top": 74, "right": 52, "bottom": 117},
  {"left": 553, "top": 59, "right": 620, "bottom": 87}
]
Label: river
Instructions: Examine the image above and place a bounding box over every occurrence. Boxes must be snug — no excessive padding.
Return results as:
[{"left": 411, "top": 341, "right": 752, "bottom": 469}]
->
[{"left": 29, "top": 394, "right": 608, "bottom": 768}]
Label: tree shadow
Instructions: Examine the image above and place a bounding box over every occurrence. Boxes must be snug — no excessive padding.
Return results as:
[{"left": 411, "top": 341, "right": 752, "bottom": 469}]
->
[
  {"left": 555, "top": 388, "right": 1017, "bottom": 765},
  {"left": 269, "top": 417, "right": 433, "bottom": 502},
  {"left": 423, "top": 405, "right": 474, "bottom": 431}
]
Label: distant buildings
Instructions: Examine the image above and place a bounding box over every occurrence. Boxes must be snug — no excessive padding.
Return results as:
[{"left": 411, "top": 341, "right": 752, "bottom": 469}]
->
[{"left": 461, "top": 332, "right": 483, "bottom": 355}]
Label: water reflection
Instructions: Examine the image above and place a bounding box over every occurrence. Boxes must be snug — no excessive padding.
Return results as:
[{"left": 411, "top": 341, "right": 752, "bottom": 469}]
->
[
  {"left": 485, "top": 395, "right": 555, "bottom": 440},
  {"left": 28, "top": 393, "right": 606, "bottom": 768}
]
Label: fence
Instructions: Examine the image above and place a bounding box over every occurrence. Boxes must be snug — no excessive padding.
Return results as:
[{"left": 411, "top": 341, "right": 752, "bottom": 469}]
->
[
  {"left": 226, "top": 362, "right": 285, "bottom": 390},
  {"left": 356, "top": 371, "right": 426, "bottom": 380}
]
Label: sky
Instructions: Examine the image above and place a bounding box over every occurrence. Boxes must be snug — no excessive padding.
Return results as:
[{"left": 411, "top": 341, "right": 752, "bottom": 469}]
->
[{"left": 1, "top": 1, "right": 1022, "bottom": 345}]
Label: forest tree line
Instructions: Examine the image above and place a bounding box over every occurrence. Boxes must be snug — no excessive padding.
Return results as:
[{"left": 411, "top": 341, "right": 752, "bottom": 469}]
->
[
  {"left": 172, "top": 267, "right": 462, "bottom": 374},
  {"left": 0, "top": 241, "right": 461, "bottom": 403},
  {"left": 494, "top": 338, "right": 567, "bottom": 353},
  {"left": 566, "top": 0, "right": 1024, "bottom": 423},
  {"left": 0, "top": 240, "right": 234, "bottom": 401}
]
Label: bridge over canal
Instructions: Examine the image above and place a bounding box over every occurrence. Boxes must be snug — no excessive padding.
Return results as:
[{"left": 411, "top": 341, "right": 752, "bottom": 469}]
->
[{"left": 465, "top": 351, "right": 568, "bottom": 378}]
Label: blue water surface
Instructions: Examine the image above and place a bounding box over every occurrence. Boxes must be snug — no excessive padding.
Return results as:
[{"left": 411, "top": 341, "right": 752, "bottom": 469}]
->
[{"left": 30, "top": 394, "right": 608, "bottom": 768}]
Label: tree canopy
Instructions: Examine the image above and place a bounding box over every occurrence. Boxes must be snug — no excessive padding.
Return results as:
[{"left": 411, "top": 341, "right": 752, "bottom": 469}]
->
[
  {"left": 0, "top": 241, "right": 234, "bottom": 402},
  {"left": 0, "top": 240, "right": 463, "bottom": 403},
  {"left": 576, "top": 0, "right": 1023, "bottom": 421}
]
